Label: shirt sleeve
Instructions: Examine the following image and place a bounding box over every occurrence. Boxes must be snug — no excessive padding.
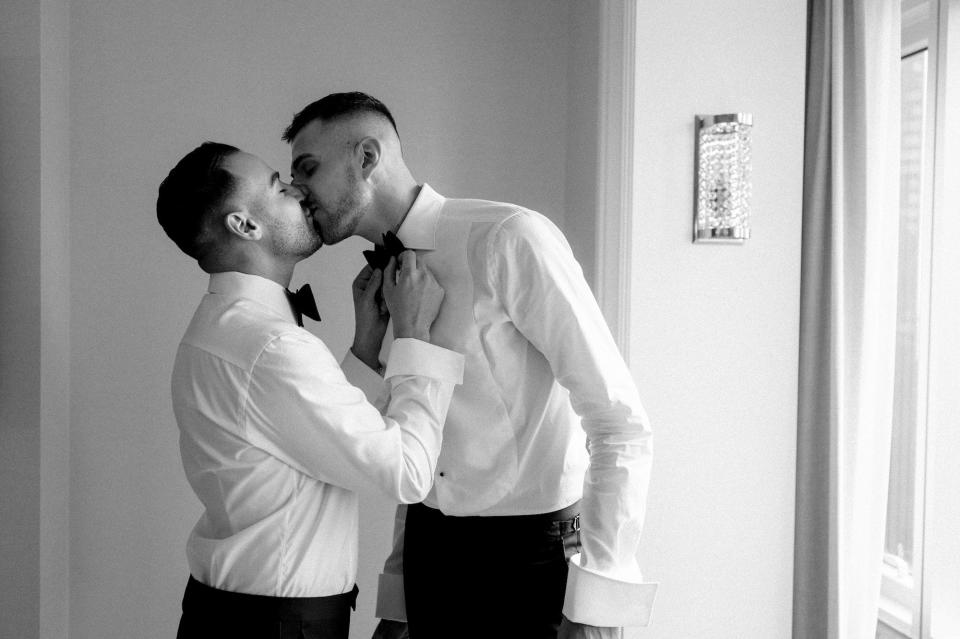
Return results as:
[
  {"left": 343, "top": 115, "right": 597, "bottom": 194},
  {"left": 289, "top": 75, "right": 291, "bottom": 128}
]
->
[
  {"left": 341, "top": 347, "right": 389, "bottom": 410},
  {"left": 490, "top": 211, "right": 658, "bottom": 627},
  {"left": 242, "top": 335, "right": 463, "bottom": 504}
]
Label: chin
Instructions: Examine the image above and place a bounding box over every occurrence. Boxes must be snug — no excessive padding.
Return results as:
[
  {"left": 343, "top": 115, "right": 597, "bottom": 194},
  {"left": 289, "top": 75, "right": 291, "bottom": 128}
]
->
[
  {"left": 299, "top": 242, "right": 322, "bottom": 259},
  {"left": 320, "top": 229, "right": 347, "bottom": 246},
  {"left": 312, "top": 222, "right": 337, "bottom": 246}
]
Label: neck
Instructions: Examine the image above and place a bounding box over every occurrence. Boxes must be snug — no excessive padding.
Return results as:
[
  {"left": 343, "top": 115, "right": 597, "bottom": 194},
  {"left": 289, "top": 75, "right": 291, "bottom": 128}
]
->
[
  {"left": 247, "top": 262, "right": 296, "bottom": 289},
  {"left": 204, "top": 251, "right": 297, "bottom": 289},
  {"left": 359, "top": 175, "right": 421, "bottom": 243}
]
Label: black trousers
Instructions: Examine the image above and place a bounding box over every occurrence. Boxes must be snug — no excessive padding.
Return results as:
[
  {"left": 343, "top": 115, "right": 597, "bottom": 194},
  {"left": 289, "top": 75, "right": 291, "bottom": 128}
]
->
[
  {"left": 403, "top": 501, "right": 582, "bottom": 639},
  {"left": 176, "top": 576, "right": 358, "bottom": 639}
]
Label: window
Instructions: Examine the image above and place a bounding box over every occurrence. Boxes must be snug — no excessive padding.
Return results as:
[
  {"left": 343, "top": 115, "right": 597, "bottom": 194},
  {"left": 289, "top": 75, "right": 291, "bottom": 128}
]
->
[
  {"left": 878, "top": 3, "right": 933, "bottom": 635},
  {"left": 878, "top": 1, "right": 960, "bottom": 637}
]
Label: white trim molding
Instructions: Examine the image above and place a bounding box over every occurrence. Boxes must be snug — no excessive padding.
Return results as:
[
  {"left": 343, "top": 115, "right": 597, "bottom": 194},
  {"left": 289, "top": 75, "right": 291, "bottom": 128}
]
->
[{"left": 595, "top": 0, "right": 638, "bottom": 359}]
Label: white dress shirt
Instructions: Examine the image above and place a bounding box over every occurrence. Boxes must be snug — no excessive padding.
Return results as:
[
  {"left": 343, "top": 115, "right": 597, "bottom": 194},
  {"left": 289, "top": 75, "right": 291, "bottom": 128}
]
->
[
  {"left": 353, "top": 186, "right": 657, "bottom": 626},
  {"left": 172, "top": 271, "right": 463, "bottom": 598}
]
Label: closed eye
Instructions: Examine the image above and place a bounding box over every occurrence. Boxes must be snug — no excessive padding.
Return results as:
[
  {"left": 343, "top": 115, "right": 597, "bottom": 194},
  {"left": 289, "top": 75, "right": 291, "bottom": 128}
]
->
[{"left": 291, "top": 155, "right": 318, "bottom": 180}]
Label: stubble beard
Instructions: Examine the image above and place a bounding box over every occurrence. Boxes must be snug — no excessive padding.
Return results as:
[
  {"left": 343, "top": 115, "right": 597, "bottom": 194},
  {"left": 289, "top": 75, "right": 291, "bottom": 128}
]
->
[
  {"left": 268, "top": 211, "right": 323, "bottom": 259},
  {"left": 319, "top": 185, "right": 368, "bottom": 246}
]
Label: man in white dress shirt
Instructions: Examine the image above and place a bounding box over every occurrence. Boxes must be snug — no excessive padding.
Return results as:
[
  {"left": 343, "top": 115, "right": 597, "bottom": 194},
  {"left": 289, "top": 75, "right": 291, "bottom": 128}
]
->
[
  {"left": 157, "top": 141, "right": 464, "bottom": 639},
  {"left": 284, "top": 93, "right": 657, "bottom": 639}
]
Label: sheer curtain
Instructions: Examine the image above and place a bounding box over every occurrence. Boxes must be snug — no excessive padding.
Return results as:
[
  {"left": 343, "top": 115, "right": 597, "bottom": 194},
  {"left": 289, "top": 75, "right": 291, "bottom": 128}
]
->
[{"left": 793, "top": 1, "right": 901, "bottom": 638}]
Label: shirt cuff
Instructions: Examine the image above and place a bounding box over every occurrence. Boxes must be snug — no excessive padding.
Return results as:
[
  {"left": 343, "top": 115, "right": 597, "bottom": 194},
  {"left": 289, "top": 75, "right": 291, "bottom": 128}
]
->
[
  {"left": 340, "top": 348, "right": 387, "bottom": 404},
  {"left": 562, "top": 554, "right": 658, "bottom": 627},
  {"left": 383, "top": 338, "right": 464, "bottom": 385},
  {"left": 375, "top": 572, "right": 407, "bottom": 622}
]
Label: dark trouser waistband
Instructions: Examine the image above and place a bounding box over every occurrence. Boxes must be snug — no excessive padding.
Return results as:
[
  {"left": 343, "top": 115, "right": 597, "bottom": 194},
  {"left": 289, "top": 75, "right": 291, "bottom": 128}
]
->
[
  {"left": 411, "top": 500, "right": 581, "bottom": 530},
  {"left": 182, "top": 576, "right": 358, "bottom": 621}
]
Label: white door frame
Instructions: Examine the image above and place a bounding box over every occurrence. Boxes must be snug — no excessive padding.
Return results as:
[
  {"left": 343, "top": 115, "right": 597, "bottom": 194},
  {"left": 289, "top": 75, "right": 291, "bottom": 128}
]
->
[{"left": 595, "top": 0, "right": 639, "bottom": 361}]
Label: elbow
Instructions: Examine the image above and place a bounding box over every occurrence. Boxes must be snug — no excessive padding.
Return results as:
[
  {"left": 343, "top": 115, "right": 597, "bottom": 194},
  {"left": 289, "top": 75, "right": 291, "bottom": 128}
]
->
[
  {"left": 582, "top": 405, "right": 654, "bottom": 458},
  {"left": 394, "top": 462, "right": 435, "bottom": 504},
  {"left": 585, "top": 402, "right": 652, "bottom": 437},
  {"left": 396, "top": 480, "right": 432, "bottom": 504}
]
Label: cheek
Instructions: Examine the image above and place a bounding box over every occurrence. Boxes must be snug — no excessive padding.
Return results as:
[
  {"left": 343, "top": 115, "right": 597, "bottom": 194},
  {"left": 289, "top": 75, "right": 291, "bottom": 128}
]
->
[
  {"left": 325, "top": 186, "right": 352, "bottom": 210},
  {"left": 309, "top": 176, "right": 336, "bottom": 203}
]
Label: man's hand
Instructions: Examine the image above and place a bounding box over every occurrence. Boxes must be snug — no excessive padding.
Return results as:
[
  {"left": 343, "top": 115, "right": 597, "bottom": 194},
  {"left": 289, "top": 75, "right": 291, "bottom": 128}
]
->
[
  {"left": 351, "top": 265, "right": 390, "bottom": 369},
  {"left": 382, "top": 250, "right": 444, "bottom": 342},
  {"left": 371, "top": 619, "right": 408, "bottom": 639},
  {"left": 558, "top": 617, "right": 623, "bottom": 639}
]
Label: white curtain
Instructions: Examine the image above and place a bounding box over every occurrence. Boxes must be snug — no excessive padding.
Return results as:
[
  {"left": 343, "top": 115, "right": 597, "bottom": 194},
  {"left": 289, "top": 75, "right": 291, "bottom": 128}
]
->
[{"left": 793, "top": 1, "right": 901, "bottom": 638}]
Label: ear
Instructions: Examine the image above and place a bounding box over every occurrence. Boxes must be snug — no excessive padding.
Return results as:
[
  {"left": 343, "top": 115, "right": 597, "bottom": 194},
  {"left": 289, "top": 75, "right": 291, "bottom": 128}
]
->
[
  {"left": 356, "top": 137, "right": 382, "bottom": 179},
  {"left": 224, "top": 210, "right": 263, "bottom": 241}
]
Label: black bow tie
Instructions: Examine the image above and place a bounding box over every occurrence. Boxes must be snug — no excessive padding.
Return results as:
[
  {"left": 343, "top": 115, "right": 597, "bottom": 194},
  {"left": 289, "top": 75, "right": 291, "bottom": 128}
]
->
[
  {"left": 362, "top": 231, "right": 407, "bottom": 270},
  {"left": 287, "top": 284, "right": 321, "bottom": 326}
]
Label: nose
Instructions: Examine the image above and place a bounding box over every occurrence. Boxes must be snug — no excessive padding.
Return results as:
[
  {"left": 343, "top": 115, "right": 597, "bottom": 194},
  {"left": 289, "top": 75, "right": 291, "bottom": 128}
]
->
[{"left": 288, "top": 183, "right": 308, "bottom": 201}]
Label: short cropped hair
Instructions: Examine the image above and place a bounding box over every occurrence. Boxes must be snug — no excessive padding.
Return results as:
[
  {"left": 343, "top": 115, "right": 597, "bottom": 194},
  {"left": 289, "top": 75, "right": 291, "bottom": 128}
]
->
[
  {"left": 282, "top": 92, "right": 399, "bottom": 143},
  {"left": 157, "top": 142, "right": 241, "bottom": 260}
]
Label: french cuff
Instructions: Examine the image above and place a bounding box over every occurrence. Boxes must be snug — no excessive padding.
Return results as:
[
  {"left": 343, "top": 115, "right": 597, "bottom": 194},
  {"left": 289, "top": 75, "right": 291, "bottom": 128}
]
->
[
  {"left": 384, "top": 338, "right": 464, "bottom": 385},
  {"left": 375, "top": 572, "right": 407, "bottom": 622},
  {"left": 562, "top": 554, "right": 658, "bottom": 627},
  {"left": 341, "top": 349, "right": 387, "bottom": 403}
]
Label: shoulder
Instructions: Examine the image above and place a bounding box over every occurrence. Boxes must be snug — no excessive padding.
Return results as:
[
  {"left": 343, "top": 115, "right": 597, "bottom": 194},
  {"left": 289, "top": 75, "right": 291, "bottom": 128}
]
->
[
  {"left": 440, "top": 195, "right": 527, "bottom": 226},
  {"left": 488, "top": 208, "right": 567, "bottom": 256},
  {"left": 440, "top": 196, "right": 563, "bottom": 245},
  {"left": 182, "top": 296, "right": 327, "bottom": 372}
]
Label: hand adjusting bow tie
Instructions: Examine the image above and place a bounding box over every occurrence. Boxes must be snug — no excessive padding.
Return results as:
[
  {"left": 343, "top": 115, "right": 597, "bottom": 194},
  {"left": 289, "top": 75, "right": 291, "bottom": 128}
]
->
[
  {"left": 287, "top": 284, "right": 321, "bottom": 326},
  {"left": 362, "top": 231, "right": 407, "bottom": 270}
]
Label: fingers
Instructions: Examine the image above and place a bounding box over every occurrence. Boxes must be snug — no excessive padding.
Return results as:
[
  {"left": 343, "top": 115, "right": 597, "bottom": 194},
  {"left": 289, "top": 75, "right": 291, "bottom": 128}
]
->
[
  {"left": 383, "top": 256, "right": 398, "bottom": 291},
  {"left": 354, "top": 265, "right": 383, "bottom": 307},
  {"left": 353, "top": 265, "right": 375, "bottom": 297},
  {"left": 354, "top": 264, "right": 375, "bottom": 285},
  {"left": 397, "top": 249, "right": 417, "bottom": 272},
  {"left": 382, "top": 248, "right": 433, "bottom": 307},
  {"left": 363, "top": 269, "right": 382, "bottom": 302}
]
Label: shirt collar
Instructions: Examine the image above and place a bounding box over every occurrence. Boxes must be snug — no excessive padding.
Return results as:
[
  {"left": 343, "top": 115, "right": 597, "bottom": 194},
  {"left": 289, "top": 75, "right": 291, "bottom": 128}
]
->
[
  {"left": 207, "top": 271, "right": 297, "bottom": 325},
  {"left": 395, "top": 184, "right": 444, "bottom": 251}
]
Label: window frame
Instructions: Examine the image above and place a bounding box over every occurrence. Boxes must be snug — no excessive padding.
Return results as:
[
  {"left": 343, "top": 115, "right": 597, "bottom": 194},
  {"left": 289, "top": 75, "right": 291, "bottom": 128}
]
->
[{"left": 878, "top": 1, "right": 939, "bottom": 637}]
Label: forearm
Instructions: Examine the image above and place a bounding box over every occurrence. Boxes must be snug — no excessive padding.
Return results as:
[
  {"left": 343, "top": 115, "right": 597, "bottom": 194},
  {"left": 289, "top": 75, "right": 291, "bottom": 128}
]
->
[
  {"left": 382, "top": 339, "right": 463, "bottom": 503},
  {"left": 555, "top": 361, "right": 659, "bottom": 627},
  {"left": 350, "top": 343, "right": 382, "bottom": 371},
  {"left": 245, "top": 335, "right": 461, "bottom": 502},
  {"left": 579, "top": 414, "right": 652, "bottom": 578},
  {"left": 342, "top": 341, "right": 454, "bottom": 503}
]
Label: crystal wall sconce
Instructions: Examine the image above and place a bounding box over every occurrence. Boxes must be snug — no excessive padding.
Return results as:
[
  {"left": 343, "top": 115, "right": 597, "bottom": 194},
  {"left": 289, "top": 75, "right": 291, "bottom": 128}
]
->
[{"left": 693, "top": 113, "right": 753, "bottom": 243}]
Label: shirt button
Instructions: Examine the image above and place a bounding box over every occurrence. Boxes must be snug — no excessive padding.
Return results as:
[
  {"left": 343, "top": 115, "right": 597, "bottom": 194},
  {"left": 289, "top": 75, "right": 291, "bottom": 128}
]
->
[{"left": 438, "top": 471, "right": 445, "bottom": 477}]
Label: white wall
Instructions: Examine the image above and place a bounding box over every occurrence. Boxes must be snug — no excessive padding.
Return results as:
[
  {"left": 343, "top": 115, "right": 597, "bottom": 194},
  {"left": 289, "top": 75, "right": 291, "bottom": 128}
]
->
[
  {"left": 66, "top": 2, "right": 572, "bottom": 638},
  {"left": 623, "top": 1, "right": 807, "bottom": 637}
]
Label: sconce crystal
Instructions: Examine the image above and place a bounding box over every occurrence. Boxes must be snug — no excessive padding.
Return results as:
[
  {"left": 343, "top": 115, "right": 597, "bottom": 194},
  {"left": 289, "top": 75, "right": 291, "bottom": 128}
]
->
[{"left": 694, "top": 113, "right": 752, "bottom": 243}]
